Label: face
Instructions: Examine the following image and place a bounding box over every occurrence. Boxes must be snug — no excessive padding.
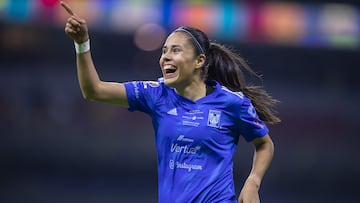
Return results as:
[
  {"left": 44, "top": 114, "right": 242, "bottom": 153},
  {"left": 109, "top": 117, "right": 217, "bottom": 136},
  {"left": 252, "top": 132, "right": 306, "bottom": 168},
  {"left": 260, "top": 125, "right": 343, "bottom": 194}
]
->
[{"left": 159, "top": 32, "right": 204, "bottom": 89}]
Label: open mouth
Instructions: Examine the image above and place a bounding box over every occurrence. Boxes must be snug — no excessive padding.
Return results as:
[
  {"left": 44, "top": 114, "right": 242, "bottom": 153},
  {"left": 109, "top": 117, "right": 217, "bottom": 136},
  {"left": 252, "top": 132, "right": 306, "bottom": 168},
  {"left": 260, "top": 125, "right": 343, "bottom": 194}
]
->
[
  {"left": 165, "top": 68, "right": 176, "bottom": 74},
  {"left": 163, "top": 64, "right": 177, "bottom": 78}
]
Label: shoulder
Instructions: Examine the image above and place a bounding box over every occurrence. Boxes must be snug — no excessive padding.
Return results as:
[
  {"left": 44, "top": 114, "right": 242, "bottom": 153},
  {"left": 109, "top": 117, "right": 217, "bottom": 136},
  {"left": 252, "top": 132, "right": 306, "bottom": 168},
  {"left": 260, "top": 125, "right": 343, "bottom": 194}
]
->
[
  {"left": 127, "top": 78, "right": 168, "bottom": 91},
  {"left": 220, "top": 86, "right": 245, "bottom": 99},
  {"left": 124, "top": 78, "right": 171, "bottom": 113},
  {"left": 143, "top": 78, "right": 168, "bottom": 89},
  {"left": 125, "top": 78, "right": 171, "bottom": 100},
  {"left": 217, "top": 85, "right": 248, "bottom": 105},
  {"left": 206, "top": 80, "right": 249, "bottom": 106}
]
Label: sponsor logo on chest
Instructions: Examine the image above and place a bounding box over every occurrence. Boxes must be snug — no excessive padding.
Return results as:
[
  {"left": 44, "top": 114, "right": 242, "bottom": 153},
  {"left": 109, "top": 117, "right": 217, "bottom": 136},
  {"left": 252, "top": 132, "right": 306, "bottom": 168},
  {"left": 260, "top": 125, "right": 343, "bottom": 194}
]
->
[
  {"left": 170, "top": 143, "right": 201, "bottom": 154},
  {"left": 165, "top": 108, "right": 222, "bottom": 128}
]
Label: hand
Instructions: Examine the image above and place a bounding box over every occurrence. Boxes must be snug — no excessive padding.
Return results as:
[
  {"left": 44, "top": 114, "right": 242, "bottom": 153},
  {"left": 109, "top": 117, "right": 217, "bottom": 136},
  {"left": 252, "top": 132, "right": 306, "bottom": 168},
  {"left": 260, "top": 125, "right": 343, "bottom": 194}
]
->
[
  {"left": 60, "top": 1, "right": 89, "bottom": 43},
  {"left": 238, "top": 179, "right": 260, "bottom": 203}
]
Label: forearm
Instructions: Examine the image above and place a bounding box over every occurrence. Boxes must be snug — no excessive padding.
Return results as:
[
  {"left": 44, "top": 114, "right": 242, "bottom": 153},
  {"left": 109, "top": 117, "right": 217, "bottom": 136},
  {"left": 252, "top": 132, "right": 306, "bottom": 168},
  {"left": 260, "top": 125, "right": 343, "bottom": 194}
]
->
[
  {"left": 246, "top": 135, "right": 274, "bottom": 188},
  {"left": 76, "top": 51, "right": 101, "bottom": 100}
]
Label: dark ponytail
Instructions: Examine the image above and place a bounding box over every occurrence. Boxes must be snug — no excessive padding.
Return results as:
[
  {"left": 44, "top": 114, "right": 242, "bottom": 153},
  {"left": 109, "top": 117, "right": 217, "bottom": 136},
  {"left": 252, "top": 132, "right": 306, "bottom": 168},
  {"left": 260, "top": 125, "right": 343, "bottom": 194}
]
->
[
  {"left": 174, "top": 26, "right": 280, "bottom": 124},
  {"left": 207, "top": 43, "right": 280, "bottom": 124}
]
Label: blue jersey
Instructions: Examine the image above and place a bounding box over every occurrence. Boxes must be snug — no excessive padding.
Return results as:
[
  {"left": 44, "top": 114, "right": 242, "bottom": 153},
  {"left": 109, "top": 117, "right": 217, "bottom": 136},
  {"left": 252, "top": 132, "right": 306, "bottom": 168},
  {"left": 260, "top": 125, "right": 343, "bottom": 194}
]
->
[{"left": 124, "top": 79, "right": 268, "bottom": 203}]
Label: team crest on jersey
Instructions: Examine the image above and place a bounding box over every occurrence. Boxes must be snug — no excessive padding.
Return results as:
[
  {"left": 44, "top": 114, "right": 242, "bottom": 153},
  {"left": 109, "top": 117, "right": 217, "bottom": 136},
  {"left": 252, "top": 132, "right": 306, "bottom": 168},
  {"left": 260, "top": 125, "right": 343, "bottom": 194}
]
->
[{"left": 207, "top": 110, "right": 221, "bottom": 128}]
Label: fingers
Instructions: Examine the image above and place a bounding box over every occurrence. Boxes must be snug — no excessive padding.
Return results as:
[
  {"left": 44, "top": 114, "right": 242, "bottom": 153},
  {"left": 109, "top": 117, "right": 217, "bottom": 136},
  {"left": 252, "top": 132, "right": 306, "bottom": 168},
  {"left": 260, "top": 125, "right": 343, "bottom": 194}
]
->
[
  {"left": 67, "top": 17, "right": 81, "bottom": 28},
  {"left": 60, "top": 1, "right": 74, "bottom": 16},
  {"left": 61, "top": 1, "right": 88, "bottom": 42},
  {"left": 65, "top": 22, "right": 80, "bottom": 34},
  {"left": 65, "top": 17, "right": 83, "bottom": 34},
  {"left": 65, "top": 21, "right": 76, "bottom": 35},
  {"left": 60, "top": 1, "right": 82, "bottom": 20}
]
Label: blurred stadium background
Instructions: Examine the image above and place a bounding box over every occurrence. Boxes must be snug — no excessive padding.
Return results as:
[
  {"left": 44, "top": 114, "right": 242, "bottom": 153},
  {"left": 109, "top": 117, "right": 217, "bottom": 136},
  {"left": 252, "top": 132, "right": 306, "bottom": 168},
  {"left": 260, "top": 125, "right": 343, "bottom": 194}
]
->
[{"left": 0, "top": 0, "right": 359, "bottom": 202}]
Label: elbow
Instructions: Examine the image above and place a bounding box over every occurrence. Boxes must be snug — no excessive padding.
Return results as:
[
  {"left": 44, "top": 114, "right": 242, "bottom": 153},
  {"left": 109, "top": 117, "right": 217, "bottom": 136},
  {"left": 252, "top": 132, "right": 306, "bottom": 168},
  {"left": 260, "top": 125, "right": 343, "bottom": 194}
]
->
[
  {"left": 82, "top": 92, "right": 95, "bottom": 101},
  {"left": 80, "top": 86, "right": 98, "bottom": 101}
]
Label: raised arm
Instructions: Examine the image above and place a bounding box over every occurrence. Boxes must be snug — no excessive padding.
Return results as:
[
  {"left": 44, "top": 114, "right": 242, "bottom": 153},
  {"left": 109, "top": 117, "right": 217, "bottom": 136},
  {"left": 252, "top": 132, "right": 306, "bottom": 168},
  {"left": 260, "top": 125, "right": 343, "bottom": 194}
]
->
[
  {"left": 60, "top": 1, "right": 128, "bottom": 107},
  {"left": 238, "top": 134, "right": 274, "bottom": 203}
]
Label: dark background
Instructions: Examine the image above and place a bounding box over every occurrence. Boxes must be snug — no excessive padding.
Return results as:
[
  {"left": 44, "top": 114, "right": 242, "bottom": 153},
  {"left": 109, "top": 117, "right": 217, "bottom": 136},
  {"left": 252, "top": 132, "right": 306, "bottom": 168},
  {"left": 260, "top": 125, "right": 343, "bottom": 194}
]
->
[{"left": 1, "top": 1, "right": 360, "bottom": 203}]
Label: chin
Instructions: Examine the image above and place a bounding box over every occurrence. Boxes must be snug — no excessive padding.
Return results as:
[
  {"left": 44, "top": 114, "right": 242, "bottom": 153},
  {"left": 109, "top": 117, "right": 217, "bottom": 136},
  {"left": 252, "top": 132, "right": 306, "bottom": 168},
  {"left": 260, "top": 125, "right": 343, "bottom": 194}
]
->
[
  {"left": 164, "top": 77, "right": 179, "bottom": 88},
  {"left": 164, "top": 78, "right": 175, "bottom": 87}
]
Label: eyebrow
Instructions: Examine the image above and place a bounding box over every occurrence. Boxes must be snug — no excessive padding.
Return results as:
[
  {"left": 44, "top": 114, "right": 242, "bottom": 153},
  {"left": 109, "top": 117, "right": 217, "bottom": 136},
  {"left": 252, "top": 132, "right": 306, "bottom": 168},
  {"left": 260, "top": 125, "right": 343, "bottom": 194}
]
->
[{"left": 163, "top": 44, "right": 182, "bottom": 49}]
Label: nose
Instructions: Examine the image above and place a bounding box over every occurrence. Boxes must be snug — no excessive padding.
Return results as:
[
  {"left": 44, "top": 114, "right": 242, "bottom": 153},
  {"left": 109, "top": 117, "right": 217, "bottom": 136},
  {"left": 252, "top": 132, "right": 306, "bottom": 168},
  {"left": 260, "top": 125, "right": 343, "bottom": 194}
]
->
[
  {"left": 161, "top": 50, "right": 171, "bottom": 61},
  {"left": 159, "top": 52, "right": 169, "bottom": 67},
  {"left": 160, "top": 51, "right": 171, "bottom": 65}
]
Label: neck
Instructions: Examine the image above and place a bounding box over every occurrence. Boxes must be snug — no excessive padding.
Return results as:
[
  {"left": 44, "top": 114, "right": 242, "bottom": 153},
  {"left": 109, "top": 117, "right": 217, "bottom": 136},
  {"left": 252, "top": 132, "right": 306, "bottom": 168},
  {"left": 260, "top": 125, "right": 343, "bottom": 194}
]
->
[{"left": 175, "top": 80, "right": 206, "bottom": 101}]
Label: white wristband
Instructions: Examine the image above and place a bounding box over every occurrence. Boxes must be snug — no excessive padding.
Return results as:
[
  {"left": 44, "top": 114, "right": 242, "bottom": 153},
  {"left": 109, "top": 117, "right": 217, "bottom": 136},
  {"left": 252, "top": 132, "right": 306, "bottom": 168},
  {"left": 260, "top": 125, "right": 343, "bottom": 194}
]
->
[{"left": 74, "top": 39, "right": 90, "bottom": 54}]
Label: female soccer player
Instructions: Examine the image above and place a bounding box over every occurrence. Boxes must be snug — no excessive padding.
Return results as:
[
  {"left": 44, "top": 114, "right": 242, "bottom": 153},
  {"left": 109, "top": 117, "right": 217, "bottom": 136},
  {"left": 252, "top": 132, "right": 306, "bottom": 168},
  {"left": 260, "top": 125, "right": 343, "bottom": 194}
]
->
[{"left": 61, "top": 1, "right": 280, "bottom": 202}]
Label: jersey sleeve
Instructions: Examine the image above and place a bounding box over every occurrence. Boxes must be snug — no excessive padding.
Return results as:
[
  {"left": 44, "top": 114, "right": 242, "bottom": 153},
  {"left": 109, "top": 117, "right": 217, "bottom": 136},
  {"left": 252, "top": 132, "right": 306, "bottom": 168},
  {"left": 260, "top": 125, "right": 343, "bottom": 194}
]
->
[
  {"left": 234, "top": 98, "right": 269, "bottom": 142},
  {"left": 124, "top": 80, "right": 162, "bottom": 115}
]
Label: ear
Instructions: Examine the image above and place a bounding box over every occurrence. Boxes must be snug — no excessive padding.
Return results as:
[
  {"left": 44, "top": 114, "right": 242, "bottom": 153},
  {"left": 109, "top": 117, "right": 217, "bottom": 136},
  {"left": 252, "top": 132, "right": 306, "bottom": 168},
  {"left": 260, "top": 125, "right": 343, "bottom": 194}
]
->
[{"left": 195, "top": 54, "right": 206, "bottom": 69}]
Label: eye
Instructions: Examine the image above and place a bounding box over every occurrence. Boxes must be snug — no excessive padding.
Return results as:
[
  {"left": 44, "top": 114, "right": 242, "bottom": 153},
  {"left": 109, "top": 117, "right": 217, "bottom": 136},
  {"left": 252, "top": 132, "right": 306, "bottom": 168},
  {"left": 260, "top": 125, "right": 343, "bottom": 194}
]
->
[
  {"left": 162, "top": 48, "right": 167, "bottom": 54},
  {"left": 173, "top": 47, "right": 181, "bottom": 53}
]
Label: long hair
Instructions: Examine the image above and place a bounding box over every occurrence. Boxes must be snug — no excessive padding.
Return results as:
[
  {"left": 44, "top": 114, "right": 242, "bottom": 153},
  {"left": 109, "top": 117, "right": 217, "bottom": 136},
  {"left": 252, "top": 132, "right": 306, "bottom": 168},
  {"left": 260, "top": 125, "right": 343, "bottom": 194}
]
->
[{"left": 175, "top": 26, "right": 280, "bottom": 124}]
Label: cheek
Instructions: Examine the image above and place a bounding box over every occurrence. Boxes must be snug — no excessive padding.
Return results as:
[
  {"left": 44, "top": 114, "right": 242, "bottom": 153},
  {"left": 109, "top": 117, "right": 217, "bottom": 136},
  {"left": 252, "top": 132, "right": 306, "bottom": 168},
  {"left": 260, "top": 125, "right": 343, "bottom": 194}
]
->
[{"left": 159, "top": 55, "right": 164, "bottom": 66}]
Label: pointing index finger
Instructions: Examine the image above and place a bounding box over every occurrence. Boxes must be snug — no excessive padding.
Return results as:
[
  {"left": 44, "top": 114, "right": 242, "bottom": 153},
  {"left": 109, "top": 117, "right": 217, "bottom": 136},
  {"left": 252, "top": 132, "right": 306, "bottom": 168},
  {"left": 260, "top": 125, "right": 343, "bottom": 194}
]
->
[{"left": 60, "top": 1, "right": 74, "bottom": 16}]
